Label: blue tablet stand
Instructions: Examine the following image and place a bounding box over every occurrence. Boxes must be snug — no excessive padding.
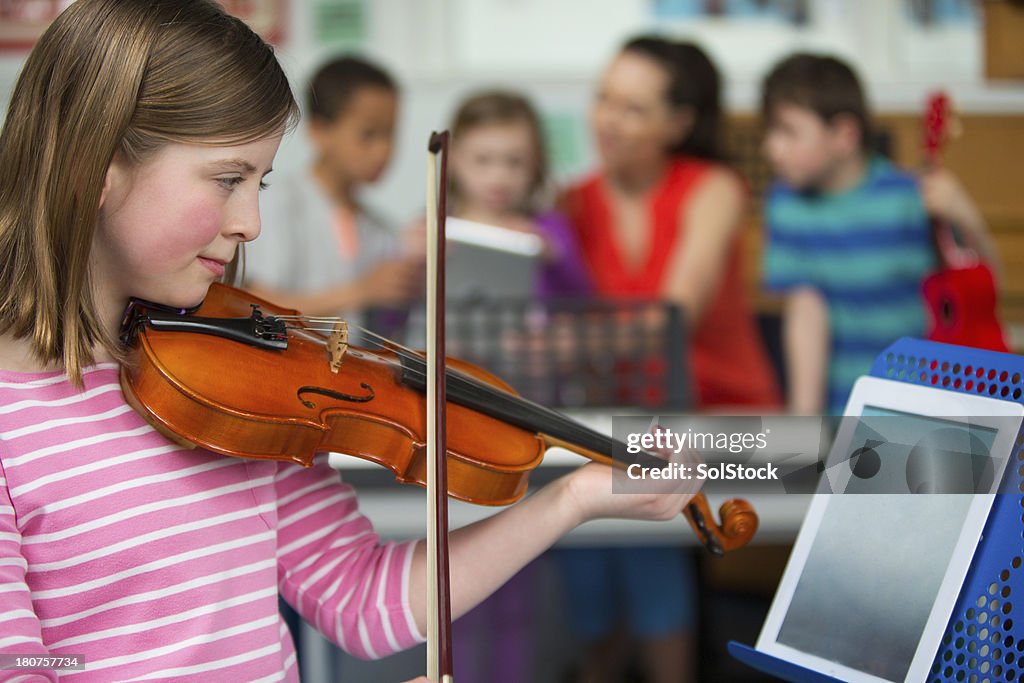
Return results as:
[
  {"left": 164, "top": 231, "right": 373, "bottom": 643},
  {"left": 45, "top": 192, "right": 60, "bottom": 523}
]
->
[{"left": 730, "top": 338, "right": 1024, "bottom": 683}]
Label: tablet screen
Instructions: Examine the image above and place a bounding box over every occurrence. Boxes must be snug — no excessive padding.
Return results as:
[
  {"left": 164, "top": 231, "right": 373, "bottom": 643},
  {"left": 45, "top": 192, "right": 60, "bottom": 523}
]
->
[
  {"left": 775, "top": 492, "right": 974, "bottom": 680},
  {"left": 757, "top": 378, "right": 1023, "bottom": 683},
  {"left": 839, "top": 408, "right": 999, "bottom": 495}
]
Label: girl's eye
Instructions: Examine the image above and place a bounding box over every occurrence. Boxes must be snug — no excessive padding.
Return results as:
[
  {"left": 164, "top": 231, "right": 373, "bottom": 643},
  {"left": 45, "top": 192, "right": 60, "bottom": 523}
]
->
[
  {"left": 259, "top": 180, "right": 269, "bottom": 191},
  {"left": 216, "top": 176, "right": 269, "bottom": 191},
  {"left": 217, "top": 176, "right": 244, "bottom": 190}
]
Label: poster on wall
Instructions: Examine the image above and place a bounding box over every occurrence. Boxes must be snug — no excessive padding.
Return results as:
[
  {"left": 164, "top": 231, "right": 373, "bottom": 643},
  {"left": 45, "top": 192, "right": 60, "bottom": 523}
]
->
[
  {"left": 313, "top": 0, "right": 366, "bottom": 48},
  {"left": 541, "top": 111, "right": 589, "bottom": 180},
  {"left": 905, "top": 0, "right": 976, "bottom": 26},
  {"left": 896, "top": 0, "right": 980, "bottom": 78},
  {"left": 0, "top": 0, "right": 287, "bottom": 51},
  {"left": 218, "top": 0, "right": 288, "bottom": 44},
  {"left": 651, "top": 0, "right": 809, "bottom": 25},
  {"left": 0, "top": 0, "right": 74, "bottom": 50}
]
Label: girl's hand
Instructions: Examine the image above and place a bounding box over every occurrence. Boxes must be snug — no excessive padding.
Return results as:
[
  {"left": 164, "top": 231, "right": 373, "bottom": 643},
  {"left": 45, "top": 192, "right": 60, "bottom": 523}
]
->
[
  {"left": 561, "top": 452, "right": 703, "bottom": 526},
  {"left": 404, "top": 434, "right": 703, "bottom": 633},
  {"left": 401, "top": 677, "right": 431, "bottom": 682}
]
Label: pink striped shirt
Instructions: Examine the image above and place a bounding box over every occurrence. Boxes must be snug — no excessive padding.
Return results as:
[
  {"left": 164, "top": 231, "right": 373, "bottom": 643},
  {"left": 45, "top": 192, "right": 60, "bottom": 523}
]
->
[{"left": 0, "top": 363, "right": 423, "bottom": 682}]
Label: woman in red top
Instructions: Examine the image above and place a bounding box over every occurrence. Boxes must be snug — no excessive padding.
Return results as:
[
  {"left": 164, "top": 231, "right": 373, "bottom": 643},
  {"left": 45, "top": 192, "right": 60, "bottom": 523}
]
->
[
  {"left": 563, "top": 38, "right": 780, "bottom": 410},
  {"left": 557, "top": 37, "right": 780, "bottom": 683}
]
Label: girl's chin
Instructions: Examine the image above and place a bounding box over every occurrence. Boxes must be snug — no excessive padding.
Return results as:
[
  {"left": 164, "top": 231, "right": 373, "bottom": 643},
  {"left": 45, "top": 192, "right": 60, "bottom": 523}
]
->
[
  {"left": 133, "top": 284, "right": 211, "bottom": 310},
  {"left": 480, "top": 203, "right": 514, "bottom": 216}
]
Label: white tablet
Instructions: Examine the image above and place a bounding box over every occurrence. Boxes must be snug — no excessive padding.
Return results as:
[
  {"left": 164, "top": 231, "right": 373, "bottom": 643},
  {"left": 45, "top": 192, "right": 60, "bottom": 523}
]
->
[
  {"left": 444, "top": 216, "right": 542, "bottom": 300},
  {"left": 756, "top": 376, "right": 1024, "bottom": 683}
]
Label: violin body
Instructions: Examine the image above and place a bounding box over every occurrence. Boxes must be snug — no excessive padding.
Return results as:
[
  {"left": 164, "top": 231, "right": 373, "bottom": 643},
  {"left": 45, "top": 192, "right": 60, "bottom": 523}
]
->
[
  {"left": 121, "top": 283, "right": 757, "bottom": 553},
  {"left": 121, "top": 283, "right": 543, "bottom": 506}
]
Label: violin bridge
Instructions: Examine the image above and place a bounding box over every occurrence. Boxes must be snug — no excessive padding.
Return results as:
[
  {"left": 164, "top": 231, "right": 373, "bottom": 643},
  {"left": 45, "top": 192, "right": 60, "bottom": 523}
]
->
[{"left": 328, "top": 321, "right": 349, "bottom": 373}]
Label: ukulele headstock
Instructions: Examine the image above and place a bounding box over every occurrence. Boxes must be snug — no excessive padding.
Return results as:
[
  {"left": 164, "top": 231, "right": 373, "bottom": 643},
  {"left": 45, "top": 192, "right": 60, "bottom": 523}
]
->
[{"left": 923, "top": 91, "right": 961, "bottom": 165}]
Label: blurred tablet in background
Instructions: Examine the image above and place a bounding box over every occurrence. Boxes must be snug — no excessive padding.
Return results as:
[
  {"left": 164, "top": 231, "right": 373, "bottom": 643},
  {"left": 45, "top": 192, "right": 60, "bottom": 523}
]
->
[{"left": 444, "top": 216, "right": 542, "bottom": 300}]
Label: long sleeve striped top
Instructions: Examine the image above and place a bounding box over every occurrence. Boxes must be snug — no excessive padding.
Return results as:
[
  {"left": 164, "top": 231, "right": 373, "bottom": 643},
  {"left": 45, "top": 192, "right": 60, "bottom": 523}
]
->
[{"left": 0, "top": 363, "right": 424, "bottom": 682}]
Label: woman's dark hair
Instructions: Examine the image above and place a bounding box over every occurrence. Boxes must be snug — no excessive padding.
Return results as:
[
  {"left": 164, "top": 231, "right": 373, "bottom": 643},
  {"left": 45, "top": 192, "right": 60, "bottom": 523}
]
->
[
  {"left": 622, "top": 36, "right": 723, "bottom": 160},
  {"left": 307, "top": 55, "right": 397, "bottom": 122}
]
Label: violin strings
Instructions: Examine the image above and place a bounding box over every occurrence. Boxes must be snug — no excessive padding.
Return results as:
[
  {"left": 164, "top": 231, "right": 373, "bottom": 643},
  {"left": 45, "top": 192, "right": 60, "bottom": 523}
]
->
[
  {"left": 270, "top": 314, "right": 623, "bottom": 456},
  {"left": 277, "top": 317, "right": 443, "bottom": 384},
  {"left": 278, "top": 317, "right": 536, "bottom": 415},
  {"left": 277, "top": 315, "right": 426, "bottom": 363},
  {"left": 279, "top": 317, "right": 574, "bottom": 420},
  {"left": 276, "top": 319, "right": 573, "bottom": 430}
]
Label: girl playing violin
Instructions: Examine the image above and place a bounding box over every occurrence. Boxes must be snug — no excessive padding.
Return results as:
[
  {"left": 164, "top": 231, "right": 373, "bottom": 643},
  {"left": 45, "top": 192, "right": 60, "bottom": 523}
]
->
[{"left": 0, "top": 2, "right": 697, "bottom": 681}]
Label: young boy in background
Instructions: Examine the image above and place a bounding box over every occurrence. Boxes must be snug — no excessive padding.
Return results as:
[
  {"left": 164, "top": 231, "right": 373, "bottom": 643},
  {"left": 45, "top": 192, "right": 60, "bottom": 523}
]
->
[
  {"left": 760, "top": 53, "right": 998, "bottom": 414},
  {"left": 245, "top": 55, "right": 420, "bottom": 326}
]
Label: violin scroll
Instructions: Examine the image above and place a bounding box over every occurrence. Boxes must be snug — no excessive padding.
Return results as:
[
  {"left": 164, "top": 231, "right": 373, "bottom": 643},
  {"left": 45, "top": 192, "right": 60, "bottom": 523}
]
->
[{"left": 683, "top": 495, "right": 759, "bottom": 556}]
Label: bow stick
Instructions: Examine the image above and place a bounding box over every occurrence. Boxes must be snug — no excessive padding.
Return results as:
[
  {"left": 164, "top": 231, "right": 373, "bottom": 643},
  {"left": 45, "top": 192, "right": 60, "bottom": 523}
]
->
[{"left": 425, "top": 131, "right": 454, "bottom": 682}]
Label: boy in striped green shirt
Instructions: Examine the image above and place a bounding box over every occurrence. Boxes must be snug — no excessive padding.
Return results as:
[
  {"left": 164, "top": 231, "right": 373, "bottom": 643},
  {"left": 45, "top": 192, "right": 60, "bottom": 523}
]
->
[{"left": 760, "top": 54, "right": 998, "bottom": 414}]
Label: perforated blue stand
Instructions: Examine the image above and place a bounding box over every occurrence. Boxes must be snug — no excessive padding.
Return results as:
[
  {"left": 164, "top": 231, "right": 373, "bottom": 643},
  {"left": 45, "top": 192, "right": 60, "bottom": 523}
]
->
[{"left": 729, "top": 338, "right": 1024, "bottom": 683}]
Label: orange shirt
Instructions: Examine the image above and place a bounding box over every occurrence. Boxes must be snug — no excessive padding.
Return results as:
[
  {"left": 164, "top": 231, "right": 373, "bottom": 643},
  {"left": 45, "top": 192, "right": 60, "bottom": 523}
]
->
[{"left": 563, "top": 158, "right": 781, "bottom": 409}]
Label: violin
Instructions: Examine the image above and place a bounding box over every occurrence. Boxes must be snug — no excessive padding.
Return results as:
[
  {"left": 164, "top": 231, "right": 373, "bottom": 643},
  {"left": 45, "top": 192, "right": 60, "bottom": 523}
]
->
[{"left": 118, "top": 283, "right": 757, "bottom": 555}]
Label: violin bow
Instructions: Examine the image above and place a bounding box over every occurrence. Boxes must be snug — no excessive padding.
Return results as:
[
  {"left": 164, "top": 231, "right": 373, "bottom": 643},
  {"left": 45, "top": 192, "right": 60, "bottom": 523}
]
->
[{"left": 425, "top": 131, "right": 454, "bottom": 682}]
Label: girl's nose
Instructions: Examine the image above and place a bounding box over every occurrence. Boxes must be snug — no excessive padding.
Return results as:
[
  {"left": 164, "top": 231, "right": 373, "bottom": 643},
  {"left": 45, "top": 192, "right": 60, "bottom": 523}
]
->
[{"left": 224, "top": 199, "right": 261, "bottom": 244}]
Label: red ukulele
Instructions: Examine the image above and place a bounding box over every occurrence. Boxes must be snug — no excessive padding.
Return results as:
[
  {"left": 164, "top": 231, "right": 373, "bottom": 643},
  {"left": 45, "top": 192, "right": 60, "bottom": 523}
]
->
[{"left": 920, "top": 92, "right": 1008, "bottom": 352}]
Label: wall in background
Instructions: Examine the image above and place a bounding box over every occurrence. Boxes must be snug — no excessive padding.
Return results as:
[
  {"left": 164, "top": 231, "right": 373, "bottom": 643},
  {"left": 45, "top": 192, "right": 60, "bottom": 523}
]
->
[{"left": 1, "top": 0, "right": 1021, "bottom": 238}]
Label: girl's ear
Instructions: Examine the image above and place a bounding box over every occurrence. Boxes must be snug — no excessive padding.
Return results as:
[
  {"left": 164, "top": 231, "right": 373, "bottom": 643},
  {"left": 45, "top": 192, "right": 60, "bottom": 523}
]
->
[
  {"left": 100, "top": 154, "right": 128, "bottom": 211},
  {"left": 99, "top": 165, "right": 113, "bottom": 210}
]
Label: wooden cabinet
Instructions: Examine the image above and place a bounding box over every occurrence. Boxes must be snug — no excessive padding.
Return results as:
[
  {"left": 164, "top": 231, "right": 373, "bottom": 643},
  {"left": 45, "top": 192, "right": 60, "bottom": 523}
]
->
[{"left": 985, "top": 0, "right": 1024, "bottom": 80}]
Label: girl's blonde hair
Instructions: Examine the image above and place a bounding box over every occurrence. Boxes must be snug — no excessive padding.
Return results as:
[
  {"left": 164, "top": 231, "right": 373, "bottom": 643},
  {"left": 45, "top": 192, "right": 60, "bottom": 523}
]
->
[
  {"left": 0, "top": 0, "right": 299, "bottom": 385},
  {"left": 449, "top": 90, "right": 550, "bottom": 215}
]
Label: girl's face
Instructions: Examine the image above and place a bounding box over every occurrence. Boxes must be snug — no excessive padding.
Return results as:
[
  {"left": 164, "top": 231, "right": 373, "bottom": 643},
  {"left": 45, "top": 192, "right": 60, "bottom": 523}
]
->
[
  {"left": 310, "top": 86, "right": 398, "bottom": 186},
  {"left": 450, "top": 121, "right": 536, "bottom": 214},
  {"left": 95, "top": 134, "right": 282, "bottom": 309},
  {"left": 591, "top": 51, "right": 688, "bottom": 174}
]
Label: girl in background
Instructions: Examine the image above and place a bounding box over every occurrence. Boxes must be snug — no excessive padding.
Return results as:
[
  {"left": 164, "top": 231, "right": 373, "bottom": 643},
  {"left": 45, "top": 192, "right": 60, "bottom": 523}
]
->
[
  {"left": 447, "top": 90, "right": 591, "bottom": 299},
  {"left": 444, "top": 89, "right": 590, "bottom": 682},
  {"left": 0, "top": 4, "right": 696, "bottom": 681}
]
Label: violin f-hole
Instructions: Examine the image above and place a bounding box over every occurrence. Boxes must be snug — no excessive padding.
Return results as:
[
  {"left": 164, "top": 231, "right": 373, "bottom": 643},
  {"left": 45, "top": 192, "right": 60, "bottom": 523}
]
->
[{"left": 297, "top": 384, "right": 375, "bottom": 409}]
